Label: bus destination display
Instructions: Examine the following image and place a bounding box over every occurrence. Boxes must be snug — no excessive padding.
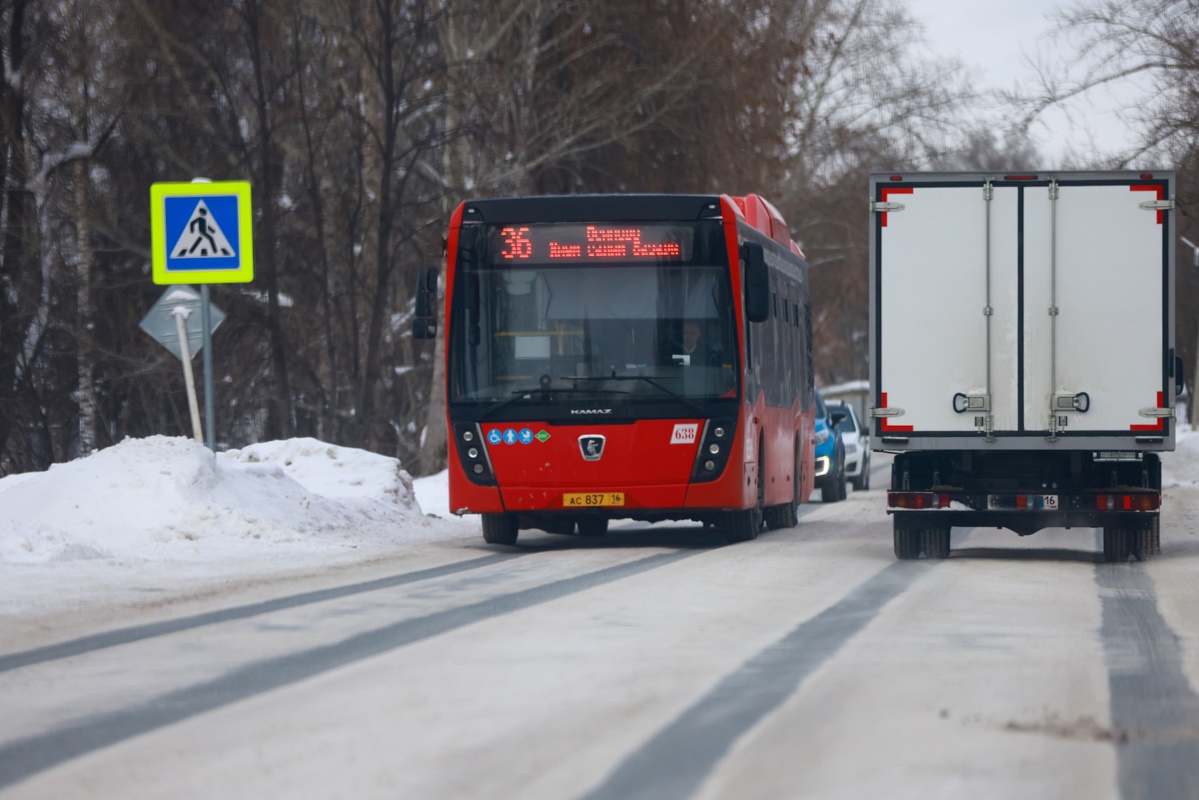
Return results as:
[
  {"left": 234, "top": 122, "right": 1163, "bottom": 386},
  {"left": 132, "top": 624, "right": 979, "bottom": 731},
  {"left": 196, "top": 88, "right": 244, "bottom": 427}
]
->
[{"left": 492, "top": 224, "right": 693, "bottom": 264}]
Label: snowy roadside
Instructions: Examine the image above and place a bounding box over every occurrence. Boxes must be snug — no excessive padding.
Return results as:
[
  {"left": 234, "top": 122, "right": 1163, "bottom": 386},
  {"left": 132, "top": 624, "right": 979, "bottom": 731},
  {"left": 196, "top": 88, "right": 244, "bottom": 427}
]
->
[
  {"left": 0, "top": 436, "right": 475, "bottom": 630},
  {"left": 1, "top": 429, "right": 1193, "bottom": 628}
]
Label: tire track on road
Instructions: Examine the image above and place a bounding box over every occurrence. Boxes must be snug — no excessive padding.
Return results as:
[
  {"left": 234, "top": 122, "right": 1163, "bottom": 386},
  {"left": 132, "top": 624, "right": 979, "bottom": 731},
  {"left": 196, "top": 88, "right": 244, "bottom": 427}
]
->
[
  {"left": 579, "top": 559, "right": 933, "bottom": 800},
  {"left": 0, "top": 549, "right": 703, "bottom": 791},
  {"left": 1096, "top": 563, "right": 1199, "bottom": 799},
  {"left": 0, "top": 553, "right": 523, "bottom": 674}
]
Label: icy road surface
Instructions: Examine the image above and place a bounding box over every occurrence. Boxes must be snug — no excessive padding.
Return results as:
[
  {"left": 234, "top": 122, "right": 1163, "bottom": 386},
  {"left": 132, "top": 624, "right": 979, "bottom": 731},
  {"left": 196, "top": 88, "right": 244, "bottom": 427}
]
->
[{"left": 3, "top": 451, "right": 1199, "bottom": 797}]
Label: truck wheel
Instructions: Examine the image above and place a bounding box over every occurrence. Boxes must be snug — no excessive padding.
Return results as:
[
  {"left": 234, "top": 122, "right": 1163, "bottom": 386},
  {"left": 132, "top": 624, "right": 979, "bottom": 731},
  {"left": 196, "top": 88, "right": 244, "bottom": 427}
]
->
[
  {"left": 894, "top": 525, "right": 921, "bottom": 559},
  {"left": 1102, "top": 527, "right": 1128, "bottom": 562},
  {"left": 1130, "top": 527, "right": 1153, "bottom": 561},
  {"left": 482, "top": 513, "right": 519, "bottom": 545},
  {"left": 923, "top": 527, "right": 950, "bottom": 559},
  {"left": 1152, "top": 516, "right": 1161, "bottom": 555},
  {"left": 576, "top": 517, "right": 609, "bottom": 537}
]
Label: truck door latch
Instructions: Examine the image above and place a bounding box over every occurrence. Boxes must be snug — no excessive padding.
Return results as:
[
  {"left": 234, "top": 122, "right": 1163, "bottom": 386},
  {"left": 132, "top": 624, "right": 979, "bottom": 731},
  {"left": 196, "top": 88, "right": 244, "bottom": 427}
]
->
[
  {"left": 1052, "top": 392, "right": 1090, "bottom": 412},
  {"left": 952, "top": 393, "right": 990, "bottom": 413}
]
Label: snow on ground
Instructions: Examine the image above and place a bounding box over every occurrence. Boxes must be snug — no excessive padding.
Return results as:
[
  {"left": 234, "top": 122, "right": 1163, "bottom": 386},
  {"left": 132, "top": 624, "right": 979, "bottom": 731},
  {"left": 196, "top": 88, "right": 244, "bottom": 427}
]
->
[
  {"left": 0, "top": 429, "right": 1191, "bottom": 620},
  {"left": 0, "top": 436, "right": 454, "bottom": 566},
  {"left": 1162, "top": 426, "right": 1199, "bottom": 487}
]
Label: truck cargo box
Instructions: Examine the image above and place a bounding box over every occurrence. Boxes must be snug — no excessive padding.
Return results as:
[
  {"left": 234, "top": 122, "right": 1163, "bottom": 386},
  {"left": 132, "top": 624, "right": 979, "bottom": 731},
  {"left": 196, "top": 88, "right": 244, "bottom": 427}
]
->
[
  {"left": 868, "top": 171, "right": 1178, "bottom": 561},
  {"left": 870, "top": 171, "right": 1177, "bottom": 450}
]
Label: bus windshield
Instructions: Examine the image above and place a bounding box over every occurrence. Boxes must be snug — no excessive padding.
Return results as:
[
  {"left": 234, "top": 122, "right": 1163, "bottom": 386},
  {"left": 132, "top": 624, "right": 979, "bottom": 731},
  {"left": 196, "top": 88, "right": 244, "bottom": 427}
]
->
[{"left": 449, "top": 220, "right": 738, "bottom": 410}]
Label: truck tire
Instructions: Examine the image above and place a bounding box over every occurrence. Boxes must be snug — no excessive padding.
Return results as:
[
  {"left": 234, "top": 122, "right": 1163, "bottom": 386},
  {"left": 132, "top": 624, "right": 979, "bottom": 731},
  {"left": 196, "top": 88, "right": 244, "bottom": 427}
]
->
[
  {"left": 894, "top": 525, "right": 921, "bottom": 559},
  {"left": 1152, "top": 516, "right": 1161, "bottom": 555},
  {"left": 923, "top": 527, "right": 951, "bottom": 559},
  {"left": 1130, "top": 527, "right": 1153, "bottom": 562},
  {"left": 1102, "top": 527, "right": 1129, "bottom": 562},
  {"left": 482, "top": 513, "right": 519, "bottom": 545}
]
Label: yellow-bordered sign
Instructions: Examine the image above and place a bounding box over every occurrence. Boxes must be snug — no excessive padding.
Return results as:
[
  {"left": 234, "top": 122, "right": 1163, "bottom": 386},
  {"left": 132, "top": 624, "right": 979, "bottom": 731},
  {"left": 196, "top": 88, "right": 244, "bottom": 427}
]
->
[{"left": 151, "top": 181, "right": 254, "bottom": 284}]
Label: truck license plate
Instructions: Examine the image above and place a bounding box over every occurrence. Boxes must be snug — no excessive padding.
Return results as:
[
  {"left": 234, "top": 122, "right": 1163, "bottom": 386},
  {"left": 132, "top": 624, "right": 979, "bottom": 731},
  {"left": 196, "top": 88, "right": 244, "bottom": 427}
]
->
[
  {"left": 563, "top": 492, "right": 625, "bottom": 508},
  {"left": 987, "top": 494, "right": 1058, "bottom": 510}
]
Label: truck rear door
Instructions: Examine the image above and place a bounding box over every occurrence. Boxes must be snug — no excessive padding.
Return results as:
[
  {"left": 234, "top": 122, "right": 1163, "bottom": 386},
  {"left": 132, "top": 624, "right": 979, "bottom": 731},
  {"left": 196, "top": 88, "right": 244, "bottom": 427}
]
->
[{"left": 870, "top": 172, "right": 1175, "bottom": 448}]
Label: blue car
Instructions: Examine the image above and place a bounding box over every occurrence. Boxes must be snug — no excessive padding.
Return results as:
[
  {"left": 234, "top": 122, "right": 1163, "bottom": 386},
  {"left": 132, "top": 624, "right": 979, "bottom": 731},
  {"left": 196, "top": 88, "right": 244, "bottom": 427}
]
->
[{"left": 814, "top": 391, "right": 847, "bottom": 502}]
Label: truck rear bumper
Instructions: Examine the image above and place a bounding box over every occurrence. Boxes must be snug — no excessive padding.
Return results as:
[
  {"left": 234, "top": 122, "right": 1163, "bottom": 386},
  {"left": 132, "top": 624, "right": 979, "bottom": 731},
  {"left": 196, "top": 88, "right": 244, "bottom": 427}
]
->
[{"left": 891, "top": 508, "right": 1157, "bottom": 535}]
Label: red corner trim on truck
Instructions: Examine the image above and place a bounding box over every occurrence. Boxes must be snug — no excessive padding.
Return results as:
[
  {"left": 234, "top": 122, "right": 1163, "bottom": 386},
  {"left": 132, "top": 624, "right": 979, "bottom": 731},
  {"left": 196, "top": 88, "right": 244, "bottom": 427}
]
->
[
  {"left": 1130, "top": 184, "right": 1166, "bottom": 224},
  {"left": 878, "top": 391, "right": 913, "bottom": 432},
  {"left": 878, "top": 187, "right": 913, "bottom": 227},
  {"left": 1131, "top": 391, "right": 1167, "bottom": 431}
]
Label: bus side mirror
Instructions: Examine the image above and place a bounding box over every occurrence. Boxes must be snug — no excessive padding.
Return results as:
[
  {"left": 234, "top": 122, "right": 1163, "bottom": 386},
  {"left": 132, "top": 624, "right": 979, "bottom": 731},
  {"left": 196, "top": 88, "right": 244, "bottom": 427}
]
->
[
  {"left": 413, "top": 266, "right": 439, "bottom": 340},
  {"left": 743, "top": 243, "right": 769, "bottom": 323}
]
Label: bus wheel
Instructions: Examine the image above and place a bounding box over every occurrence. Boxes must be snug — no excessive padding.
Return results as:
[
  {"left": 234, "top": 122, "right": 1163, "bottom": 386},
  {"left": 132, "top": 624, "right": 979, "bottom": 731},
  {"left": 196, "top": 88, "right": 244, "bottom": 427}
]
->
[
  {"left": 724, "top": 507, "right": 761, "bottom": 542},
  {"left": 576, "top": 517, "right": 608, "bottom": 537},
  {"left": 482, "top": 513, "right": 519, "bottom": 545}
]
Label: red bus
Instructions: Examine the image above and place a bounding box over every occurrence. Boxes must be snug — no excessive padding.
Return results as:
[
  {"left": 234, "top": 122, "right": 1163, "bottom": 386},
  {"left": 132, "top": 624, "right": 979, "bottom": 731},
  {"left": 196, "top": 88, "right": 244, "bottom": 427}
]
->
[{"left": 413, "top": 194, "right": 815, "bottom": 544}]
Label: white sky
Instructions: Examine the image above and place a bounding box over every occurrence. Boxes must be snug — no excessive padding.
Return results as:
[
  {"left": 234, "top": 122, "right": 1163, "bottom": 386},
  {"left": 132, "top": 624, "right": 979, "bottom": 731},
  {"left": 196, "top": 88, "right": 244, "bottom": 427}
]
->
[{"left": 906, "top": 0, "right": 1147, "bottom": 165}]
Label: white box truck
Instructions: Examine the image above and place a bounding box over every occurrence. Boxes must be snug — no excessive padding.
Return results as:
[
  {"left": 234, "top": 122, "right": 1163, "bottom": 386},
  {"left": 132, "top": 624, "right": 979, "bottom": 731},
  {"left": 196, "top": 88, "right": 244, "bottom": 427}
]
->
[{"left": 868, "top": 171, "right": 1180, "bottom": 561}]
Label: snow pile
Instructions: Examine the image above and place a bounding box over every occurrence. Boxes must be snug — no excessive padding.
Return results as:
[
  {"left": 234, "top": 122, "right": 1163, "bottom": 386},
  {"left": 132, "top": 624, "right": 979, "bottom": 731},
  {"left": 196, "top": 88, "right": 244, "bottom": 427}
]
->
[
  {"left": 1161, "top": 427, "right": 1199, "bottom": 487},
  {"left": 0, "top": 436, "right": 427, "bottom": 564}
]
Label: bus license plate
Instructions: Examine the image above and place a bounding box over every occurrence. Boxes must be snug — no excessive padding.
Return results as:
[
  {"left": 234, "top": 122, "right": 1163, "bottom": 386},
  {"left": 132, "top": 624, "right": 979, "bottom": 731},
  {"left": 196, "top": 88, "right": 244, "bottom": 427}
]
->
[{"left": 563, "top": 492, "right": 625, "bottom": 508}]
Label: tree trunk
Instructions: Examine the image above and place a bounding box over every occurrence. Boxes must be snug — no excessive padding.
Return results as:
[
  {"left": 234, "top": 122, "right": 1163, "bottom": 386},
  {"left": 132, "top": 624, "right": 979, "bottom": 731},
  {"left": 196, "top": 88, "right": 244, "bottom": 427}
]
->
[{"left": 76, "top": 159, "right": 96, "bottom": 454}]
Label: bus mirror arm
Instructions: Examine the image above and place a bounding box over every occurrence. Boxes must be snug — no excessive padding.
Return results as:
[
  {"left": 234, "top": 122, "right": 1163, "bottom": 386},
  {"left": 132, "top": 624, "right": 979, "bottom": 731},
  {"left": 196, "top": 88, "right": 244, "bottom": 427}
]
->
[
  {"left": 742, "top": 243, "right": 769, "bottom": 323},
  {"left": 413, "top": 266, "right": 440, "bottom": 340}
]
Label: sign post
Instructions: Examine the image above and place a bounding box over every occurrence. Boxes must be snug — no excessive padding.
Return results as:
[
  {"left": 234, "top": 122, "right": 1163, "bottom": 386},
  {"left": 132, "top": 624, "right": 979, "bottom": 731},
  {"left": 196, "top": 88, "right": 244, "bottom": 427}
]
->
[{"left": 150, "top": 180, "right": 253, "bottom": 449}]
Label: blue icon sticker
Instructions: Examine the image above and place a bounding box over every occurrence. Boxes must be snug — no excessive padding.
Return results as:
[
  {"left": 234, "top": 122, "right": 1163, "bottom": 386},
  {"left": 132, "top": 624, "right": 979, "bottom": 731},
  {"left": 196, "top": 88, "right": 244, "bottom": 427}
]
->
[
  {"left": 503, "top": 429, "right": 517, "bottom": 445},
  {"left": 487, "top": 429, "right": 502, "bottom": 445},
  {"left": 519, "top": 428, "right": 534, "bottom": 444}
]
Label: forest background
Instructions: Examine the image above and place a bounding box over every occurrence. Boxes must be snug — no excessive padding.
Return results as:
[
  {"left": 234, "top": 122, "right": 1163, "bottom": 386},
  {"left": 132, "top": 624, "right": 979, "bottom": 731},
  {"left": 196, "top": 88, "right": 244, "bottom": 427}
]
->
[{"left": 0, "top": 0, "right": 1195, "bottom": 477}]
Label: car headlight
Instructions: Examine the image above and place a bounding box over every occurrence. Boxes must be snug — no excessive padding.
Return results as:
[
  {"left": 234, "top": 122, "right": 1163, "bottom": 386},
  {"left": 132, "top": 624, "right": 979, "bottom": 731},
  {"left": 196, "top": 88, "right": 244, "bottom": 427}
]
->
[
  {"left": 815, "top": 428, "right": 830, "bottom": 445},
  {"left": 845, "top": 443, "right": 858, "bottom": 456}
]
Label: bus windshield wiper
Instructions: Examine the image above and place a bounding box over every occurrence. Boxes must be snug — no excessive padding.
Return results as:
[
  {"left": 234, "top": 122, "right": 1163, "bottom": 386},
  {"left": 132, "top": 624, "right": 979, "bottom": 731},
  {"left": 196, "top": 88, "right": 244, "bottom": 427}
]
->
[
  {"left": 480, "top": 385, "right": 627, "bottom": 420},
  {"left": 565, "top": 374, "right": 705, "bottom": 417}
]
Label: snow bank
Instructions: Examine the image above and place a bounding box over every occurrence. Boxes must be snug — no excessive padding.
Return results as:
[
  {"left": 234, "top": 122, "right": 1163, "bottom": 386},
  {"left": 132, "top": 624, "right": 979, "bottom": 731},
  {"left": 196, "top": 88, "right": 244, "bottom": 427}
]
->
[
  {"left": 0, "top": 436, "right": 427, "bottom": 565},
  {"left": 1162, "top": 427, "right": 1199, "bottom": 487}
]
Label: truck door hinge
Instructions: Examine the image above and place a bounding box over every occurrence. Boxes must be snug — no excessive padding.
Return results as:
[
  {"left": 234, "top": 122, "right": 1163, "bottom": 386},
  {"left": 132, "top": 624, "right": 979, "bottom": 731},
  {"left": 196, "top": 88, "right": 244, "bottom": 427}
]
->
[
  {"left": 1139, "top": 199, "right": 1175, "bottom": 211},
  {"left": 871, "top": 406, "right": 905, "bottom": 418},
  {"left": 870, "top": 201, "right": 905, "bottom": 214},
  {"left": 1139, "top": 406, "right": 1174, "bottom": 418}
]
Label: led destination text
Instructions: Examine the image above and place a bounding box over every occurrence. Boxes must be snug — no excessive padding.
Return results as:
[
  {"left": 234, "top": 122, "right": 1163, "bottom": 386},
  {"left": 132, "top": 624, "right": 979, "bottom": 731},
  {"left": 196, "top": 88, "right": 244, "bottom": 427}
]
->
[{"left": 494, "top": 224, "right": 690, "bottom": 264}]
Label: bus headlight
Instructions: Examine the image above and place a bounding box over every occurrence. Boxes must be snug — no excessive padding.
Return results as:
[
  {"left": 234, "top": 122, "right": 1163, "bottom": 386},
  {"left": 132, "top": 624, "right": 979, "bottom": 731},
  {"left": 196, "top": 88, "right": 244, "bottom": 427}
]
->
[{"left": 691, "top": 418, "right": 736, "bottom": 483}]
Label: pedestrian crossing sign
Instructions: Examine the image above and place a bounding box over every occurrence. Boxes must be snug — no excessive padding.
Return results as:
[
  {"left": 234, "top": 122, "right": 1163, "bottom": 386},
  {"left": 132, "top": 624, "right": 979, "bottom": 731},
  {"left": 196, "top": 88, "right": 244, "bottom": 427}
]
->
[{"left": 151, "top": 181, "right": 254, "bottom": 284}]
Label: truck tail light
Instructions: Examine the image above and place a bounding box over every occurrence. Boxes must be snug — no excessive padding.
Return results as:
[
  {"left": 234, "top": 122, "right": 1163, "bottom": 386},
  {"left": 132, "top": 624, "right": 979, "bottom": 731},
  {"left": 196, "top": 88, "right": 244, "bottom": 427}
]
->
[
  {"left": 888, "top": 491, "right": 950, "bottom": 509},
  {"left": 1095, "top": 493, "right": 1159, "bottom": 511}
]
